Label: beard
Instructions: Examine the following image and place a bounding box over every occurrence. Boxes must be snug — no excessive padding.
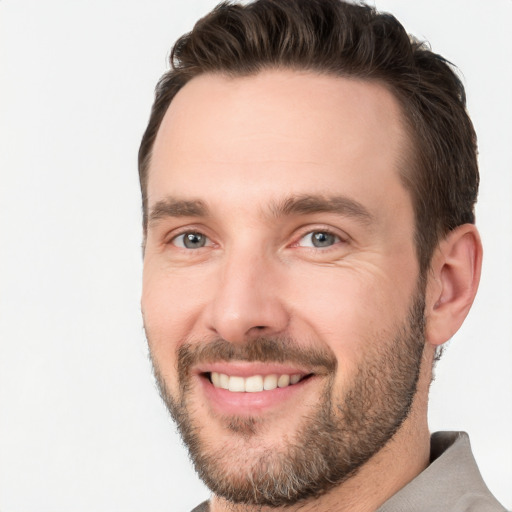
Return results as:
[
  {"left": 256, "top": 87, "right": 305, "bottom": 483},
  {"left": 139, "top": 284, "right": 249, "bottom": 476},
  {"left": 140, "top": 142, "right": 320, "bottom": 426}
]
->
[{"left": 149, "top": 291, "right": 426, "bottom": 508}]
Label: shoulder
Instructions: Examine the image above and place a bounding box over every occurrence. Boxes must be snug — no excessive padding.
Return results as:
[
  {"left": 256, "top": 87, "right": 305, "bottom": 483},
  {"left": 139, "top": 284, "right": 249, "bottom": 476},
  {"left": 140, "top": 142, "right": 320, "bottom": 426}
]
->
[
  {"left": 452, "top": 494, "right": 508, "bottom": 512},
  {"left": 190, "top": 501, "right": 210, "bottom": 512}
]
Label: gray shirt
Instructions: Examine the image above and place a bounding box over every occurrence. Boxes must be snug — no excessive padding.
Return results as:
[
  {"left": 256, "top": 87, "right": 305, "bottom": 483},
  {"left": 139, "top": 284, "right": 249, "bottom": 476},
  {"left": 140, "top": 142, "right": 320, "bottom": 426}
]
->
[{"left": 191, "top": 431, "right": 506, "bottom": 512}]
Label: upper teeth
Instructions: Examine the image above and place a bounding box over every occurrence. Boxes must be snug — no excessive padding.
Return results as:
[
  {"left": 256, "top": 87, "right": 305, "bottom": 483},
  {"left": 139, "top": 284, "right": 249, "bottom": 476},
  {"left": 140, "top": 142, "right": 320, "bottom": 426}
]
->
[{"left": 211, "top": 372, "right": 302, "bottom": 392}]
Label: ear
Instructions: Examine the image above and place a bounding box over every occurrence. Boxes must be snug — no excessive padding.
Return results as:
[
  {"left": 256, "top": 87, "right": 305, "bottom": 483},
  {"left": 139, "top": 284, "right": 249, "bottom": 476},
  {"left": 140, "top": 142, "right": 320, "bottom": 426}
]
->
[{"left": 424, "top": 224, "right": 482, "bottom": 347}]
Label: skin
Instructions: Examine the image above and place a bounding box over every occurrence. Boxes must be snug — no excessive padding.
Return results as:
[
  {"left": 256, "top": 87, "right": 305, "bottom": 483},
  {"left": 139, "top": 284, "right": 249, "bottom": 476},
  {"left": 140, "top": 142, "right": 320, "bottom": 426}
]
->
[{"left": 141, "top": 70, "right": 482, "bottom": 512}]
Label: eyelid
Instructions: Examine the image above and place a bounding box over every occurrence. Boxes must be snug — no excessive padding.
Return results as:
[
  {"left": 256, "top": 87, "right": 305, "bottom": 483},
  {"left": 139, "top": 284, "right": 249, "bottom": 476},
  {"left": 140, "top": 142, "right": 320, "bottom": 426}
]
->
[
  {"left": 291, "top": 225, "right": 349, "bottom": 249},
  {"left": 172, "top": 233, "right": 212, "bottom": 249},
  {"left": 165, "top": 225, "right": 214, "bottom": 247}
]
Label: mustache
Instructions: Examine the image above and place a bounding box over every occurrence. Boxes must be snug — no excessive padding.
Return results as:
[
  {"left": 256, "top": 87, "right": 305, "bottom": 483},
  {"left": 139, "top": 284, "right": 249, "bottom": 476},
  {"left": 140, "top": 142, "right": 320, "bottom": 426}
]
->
[{"left": 177, "top": 336, "right": 337, "bottom": 378}]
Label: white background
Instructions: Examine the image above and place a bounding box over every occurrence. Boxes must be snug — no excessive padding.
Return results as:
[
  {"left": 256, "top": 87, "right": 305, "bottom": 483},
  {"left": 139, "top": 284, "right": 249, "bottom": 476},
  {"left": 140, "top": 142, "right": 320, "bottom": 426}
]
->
[{"left": 1, "top": 1, "right": 511, "bottom": 511}]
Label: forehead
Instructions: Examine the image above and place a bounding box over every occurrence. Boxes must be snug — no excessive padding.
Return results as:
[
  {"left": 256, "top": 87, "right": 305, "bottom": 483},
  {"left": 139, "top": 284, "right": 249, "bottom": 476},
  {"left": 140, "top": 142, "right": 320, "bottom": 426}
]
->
[{"left": 148, "top": 70, "right": 411, "bottom": 219}]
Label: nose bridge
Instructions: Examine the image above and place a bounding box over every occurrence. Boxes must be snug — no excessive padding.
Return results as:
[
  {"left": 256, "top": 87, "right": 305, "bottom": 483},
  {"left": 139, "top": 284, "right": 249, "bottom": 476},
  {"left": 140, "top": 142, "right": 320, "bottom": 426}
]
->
[{"left": 207, "top": 239, "right": 288, "bottom": 343}]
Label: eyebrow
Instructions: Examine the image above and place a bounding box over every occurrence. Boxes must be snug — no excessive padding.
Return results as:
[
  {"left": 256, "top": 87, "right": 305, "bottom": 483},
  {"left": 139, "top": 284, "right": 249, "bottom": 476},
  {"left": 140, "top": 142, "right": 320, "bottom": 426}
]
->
[
  {"left": 148, "top": 198, "right": 209, "bottom": 225},
  {"left": 269, "top": 194, "right": 374, "bottom": 224},
  {"left": 147, "top": 193, "right": 374, "bottom": 226}
]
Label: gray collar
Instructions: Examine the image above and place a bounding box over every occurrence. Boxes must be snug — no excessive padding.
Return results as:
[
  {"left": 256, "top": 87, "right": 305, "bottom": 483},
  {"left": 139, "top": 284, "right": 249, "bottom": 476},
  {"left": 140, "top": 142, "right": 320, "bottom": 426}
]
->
[{"left": 376, "top": 431, "right": 506, "bottom": 512}]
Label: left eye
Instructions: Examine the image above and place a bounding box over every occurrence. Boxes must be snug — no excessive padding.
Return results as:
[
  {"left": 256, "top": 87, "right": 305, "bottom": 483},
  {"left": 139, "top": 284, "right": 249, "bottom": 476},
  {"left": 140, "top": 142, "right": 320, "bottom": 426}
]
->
[
  {"left": 298, "top": 231, "right": 341, "bottom": 248},
  {"left": 172, "top": 232, "right": 210, "bottom": 249}
]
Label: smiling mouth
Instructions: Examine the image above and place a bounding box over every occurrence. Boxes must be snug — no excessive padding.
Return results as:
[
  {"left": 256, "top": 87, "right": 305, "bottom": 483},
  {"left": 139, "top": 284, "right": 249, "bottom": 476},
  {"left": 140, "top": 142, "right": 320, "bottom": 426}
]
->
[{"left": 207, "top": 372, "right": 312, "bottom": 392}]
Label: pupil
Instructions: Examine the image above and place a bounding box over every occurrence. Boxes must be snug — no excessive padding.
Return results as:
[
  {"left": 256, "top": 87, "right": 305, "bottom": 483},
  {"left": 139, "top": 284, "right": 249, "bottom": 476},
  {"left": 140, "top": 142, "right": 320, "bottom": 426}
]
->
[
  {"left": 312, "top": 232, "right": 334, "bottom": 247},
  {"left": 184, "top": 233, "right": 205, "bottom": 248}
]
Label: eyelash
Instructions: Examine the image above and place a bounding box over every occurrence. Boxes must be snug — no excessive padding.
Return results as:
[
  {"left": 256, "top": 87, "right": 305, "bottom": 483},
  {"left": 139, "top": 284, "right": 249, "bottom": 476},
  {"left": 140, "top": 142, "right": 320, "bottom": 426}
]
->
[
  {"left": 169, "top": 230, "right": 213, "bottom": 249},
  {"left": 167, "top": 226, "right": 346, "bottom": 251},
  {"left": 293, "top": 227, "right": 346, "bottom": 250}
]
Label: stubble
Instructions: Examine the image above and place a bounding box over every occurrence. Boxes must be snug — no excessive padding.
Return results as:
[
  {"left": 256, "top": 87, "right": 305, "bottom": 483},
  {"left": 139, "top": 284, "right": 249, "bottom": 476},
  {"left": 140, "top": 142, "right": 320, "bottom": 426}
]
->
[{"left": 149, "top": 293, "right": 426, "bottom": 507}]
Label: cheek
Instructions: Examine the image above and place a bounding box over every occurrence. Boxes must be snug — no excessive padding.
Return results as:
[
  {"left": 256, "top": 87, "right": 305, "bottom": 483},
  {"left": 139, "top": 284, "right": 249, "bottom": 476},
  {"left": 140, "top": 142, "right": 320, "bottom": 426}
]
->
[
  {"left": 142, "top": 254, "right": 209, "bottom": 328},
  {"left": 286, "top": 265, "right": 414, "bottom": 368},
  {"left": 141, "top": 262, "right": 207, "bottom": 385}
]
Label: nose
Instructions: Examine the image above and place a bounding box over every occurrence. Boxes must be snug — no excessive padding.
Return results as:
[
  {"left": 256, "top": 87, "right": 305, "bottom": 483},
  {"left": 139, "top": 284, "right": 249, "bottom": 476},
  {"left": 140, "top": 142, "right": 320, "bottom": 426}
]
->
[{"left": 205, "top": 247, "right": 289, "bottom": 343}]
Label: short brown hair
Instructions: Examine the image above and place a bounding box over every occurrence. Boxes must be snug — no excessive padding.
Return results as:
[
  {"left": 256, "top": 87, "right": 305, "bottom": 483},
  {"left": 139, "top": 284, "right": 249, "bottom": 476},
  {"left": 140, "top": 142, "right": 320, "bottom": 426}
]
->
[{"left": 139, "top": 0, "right": 478, "bottom": 272}]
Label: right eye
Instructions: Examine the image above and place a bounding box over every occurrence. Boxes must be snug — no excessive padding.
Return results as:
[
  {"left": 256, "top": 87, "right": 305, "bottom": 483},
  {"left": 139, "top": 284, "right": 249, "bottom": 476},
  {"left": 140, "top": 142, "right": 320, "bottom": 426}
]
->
[{"left": 172, "top": 232, "right": 210, "bottom": 249}]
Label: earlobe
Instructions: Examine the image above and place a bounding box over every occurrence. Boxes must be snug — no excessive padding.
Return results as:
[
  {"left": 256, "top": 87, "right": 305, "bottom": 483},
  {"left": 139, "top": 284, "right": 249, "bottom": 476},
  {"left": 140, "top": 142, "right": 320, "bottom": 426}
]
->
[{"left": 425, "top": 224, "right": 483, "bottom": 347}]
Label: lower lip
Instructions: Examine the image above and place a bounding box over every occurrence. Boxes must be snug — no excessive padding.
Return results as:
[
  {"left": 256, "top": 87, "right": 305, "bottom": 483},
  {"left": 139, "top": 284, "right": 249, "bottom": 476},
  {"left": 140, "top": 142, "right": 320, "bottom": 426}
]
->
[{"left": 199, "top": 375, "right": 313, "bottom": 416}]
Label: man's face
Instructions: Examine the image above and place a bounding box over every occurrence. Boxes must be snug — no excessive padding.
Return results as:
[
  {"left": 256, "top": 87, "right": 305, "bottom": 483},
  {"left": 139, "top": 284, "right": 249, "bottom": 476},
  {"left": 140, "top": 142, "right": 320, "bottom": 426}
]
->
[{"left": 142, "top": 71, "right": 425, "bottom": 506}]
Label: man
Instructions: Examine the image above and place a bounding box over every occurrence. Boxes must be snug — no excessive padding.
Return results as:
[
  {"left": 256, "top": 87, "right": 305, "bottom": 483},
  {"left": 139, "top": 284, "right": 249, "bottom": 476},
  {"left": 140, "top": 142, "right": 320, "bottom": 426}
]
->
[{"left": 139, "top": 1, "right": 506, "bottom": 511}]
